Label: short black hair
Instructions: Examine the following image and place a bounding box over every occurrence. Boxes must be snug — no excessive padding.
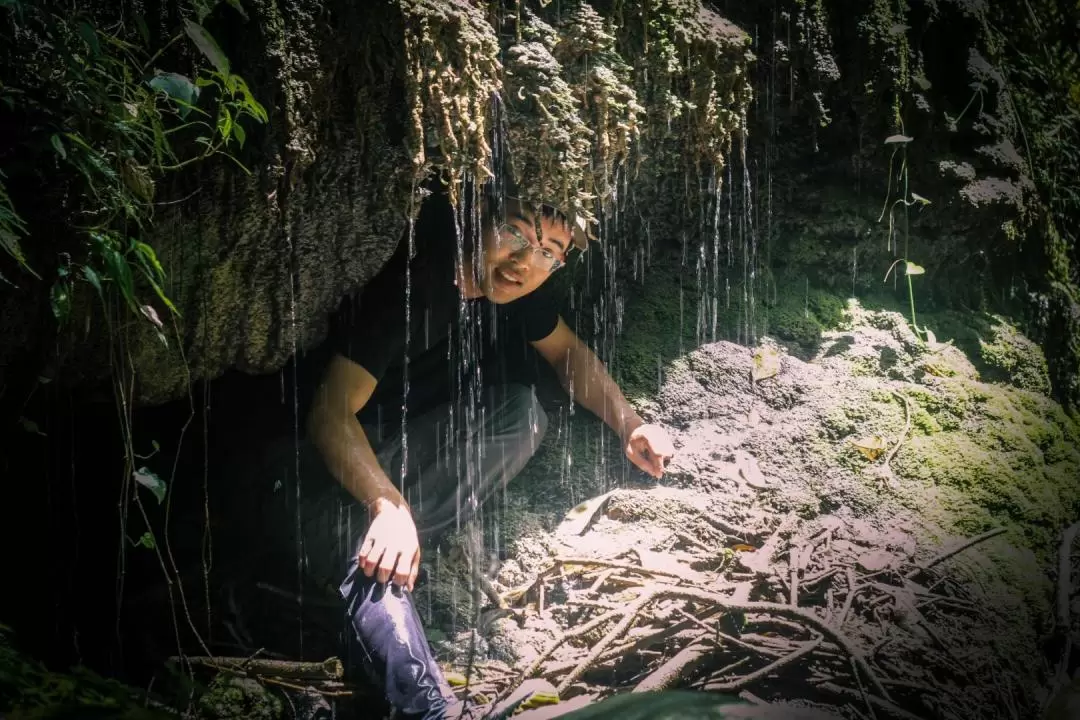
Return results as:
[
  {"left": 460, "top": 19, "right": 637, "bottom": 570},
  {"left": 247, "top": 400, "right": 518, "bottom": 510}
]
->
[{"left": 485, "top": 182, "right": 574, "bottom": 250}]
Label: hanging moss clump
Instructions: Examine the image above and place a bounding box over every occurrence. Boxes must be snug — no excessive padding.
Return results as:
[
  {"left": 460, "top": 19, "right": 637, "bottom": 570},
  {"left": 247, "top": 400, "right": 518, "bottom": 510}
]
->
[
  {"left": 399, "top": 0, "right": 503, "bottom": 203},
  {"left": 501, "top": 8, "right": 596, "bottom": 226},
  {"left": 552, "top": 2, "right": 645, "bottom": 211}
]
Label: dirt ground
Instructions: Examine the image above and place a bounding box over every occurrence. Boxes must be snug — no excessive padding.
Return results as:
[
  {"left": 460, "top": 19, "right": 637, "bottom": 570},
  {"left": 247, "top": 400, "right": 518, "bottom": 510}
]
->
[{"left": 421, "top": 301, "right": 1080, "bottom": 720}]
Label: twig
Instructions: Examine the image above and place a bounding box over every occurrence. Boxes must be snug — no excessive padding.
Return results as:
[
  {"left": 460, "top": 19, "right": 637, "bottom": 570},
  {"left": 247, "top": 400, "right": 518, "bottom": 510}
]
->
[
  {"left": 518, "top": 585, "right": 890, "bottom": 701},
  {"left": 501, "top": 557, "right": 681, "bottom": 607},
  {"left": 168, "top": 655, "right": 343, "bottom": 680},
  {"left": 834, "top": 568, "right": 860, "bottom": 629},
  {"left": 633, "top": 634, "right": 712, "bottom": 692},
  {"left": 818, "top": 682, "right": 931, "bottom": 720},
  {"left": 702, "top": 635, "right": 822, "bottom": 692},
  {"left": 258, "top": 675, "right": 353, "bottom": 698},
  {"left": 552, "top": 557, "right": 685, "bottom": 581},
  {"left": 557, "top": 591, "right": 657, "bottom": 693},
  {"left": 884, "top": 390, "right": 912, "bottom": 468},
  {"left": 904, "top": 527, "right": 1007, "bottom": 578}
]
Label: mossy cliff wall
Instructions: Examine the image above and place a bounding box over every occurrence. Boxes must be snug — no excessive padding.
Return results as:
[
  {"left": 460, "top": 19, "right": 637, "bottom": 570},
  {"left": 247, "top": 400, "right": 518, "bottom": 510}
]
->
[
  {"left": 710, "top": 0, "right": 1080, "bottom": 412},
  {"left": 0, "top": 0, "right": 753, "bottom": 406}
]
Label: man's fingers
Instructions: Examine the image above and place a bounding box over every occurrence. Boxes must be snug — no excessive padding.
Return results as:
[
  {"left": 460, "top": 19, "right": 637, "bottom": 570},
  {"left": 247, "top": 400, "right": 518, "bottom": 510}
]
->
[
  {"left": 392, "top": 545, "right": 414, "bottom": 588},
  {"left": 406, "top": 550, "right": 421, "bottom": 592},
  {"left": 377, "top": 549, "right": 401, "bottom": 584}
]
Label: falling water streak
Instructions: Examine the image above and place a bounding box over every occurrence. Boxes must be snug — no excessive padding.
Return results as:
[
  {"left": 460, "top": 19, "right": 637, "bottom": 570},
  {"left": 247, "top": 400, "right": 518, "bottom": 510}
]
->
[
  {"left": 285, "top": 225, "right": 304, "bottom": 657},
  {"left": 740, "top": 119, "right": 758, "bottom": 346},
  {"left": 852, "top": 247, "right": 858, "bottom": 298},
  {"left": 711, "top": 165, "right": 722, "bottom": 343},
  {"left": 399, "top": 197, "right": 416, "bottom": 512}
]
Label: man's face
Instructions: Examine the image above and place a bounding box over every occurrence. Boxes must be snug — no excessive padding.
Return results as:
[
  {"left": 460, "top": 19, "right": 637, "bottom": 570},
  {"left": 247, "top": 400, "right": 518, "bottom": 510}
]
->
[{"left": 477, "top": 200, "right": 572, "bottom": 304}]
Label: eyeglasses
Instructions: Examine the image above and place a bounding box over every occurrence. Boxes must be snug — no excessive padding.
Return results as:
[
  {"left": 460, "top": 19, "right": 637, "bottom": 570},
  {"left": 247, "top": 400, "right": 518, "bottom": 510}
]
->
[{"left": 497, "top": 223, "right": 564, "bottom": 273}]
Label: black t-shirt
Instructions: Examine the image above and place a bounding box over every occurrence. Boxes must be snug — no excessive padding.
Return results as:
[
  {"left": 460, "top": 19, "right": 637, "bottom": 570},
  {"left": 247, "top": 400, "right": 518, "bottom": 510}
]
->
[{"left": 327, "top": 187, "right": 559, "bottom": 429}]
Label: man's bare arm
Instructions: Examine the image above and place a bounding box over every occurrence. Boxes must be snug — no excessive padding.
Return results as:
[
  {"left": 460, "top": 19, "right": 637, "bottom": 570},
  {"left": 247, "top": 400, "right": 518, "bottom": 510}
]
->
[
  {"left": 306, "top": 353, "right": 404, "bottom": 511},
  {"left": 531, "top": 317, "right": 643, "bottom": 443}
]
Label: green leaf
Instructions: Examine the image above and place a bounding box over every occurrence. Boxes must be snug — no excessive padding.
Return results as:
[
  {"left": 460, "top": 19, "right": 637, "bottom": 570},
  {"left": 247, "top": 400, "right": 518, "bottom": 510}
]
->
[
  {"left": 18, "top": 416, "right": 44, "bottom": 435},
  {"left": 148, "top": 72, "right": 200, "bottom": 118},
  {"left": 233, "top": 121, "right": 246, "bottom": 148},
  {"left": 217, "top": 105, "right": 233, "bottom": 142},
  {"left": 910, "top": 192, "right": 931, "bottom": 206},
  {"left": 133, "top": 466, "right": 166, "bottom": 504},
  {"left": 134, "top": 13, "right": 150, "bottom": 46},
  {"left": 884, "top": 134, "right": 913, "bottom": 144},
  {"left": 136, "top": 531, "right": 156, "bottom": 549},
  {"left": 50, "top": 134, "right": 67, "bottom": 160},
  {"left": 102, "top": 245, "right": 138, "bottom": 313},
  {"left": 183, "top": 19, "right": 230, "bottom": 76},
  {"left": 50, "top": 280, "right": 71, "bottom": 322},
  {"left": 77, "top": 21, "right": 101, "bottom": 58},
  {"left": 905, "top": 261, "right": 925, "bottom": 275},
  {"left": 81, "top": 265, "right": 104, "bottom": 303}
]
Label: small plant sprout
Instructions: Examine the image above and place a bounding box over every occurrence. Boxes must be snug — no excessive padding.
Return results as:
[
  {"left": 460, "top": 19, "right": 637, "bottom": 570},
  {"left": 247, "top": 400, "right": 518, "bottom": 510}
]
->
[{"left": 878, "top": 124, "right": 933, "bottom": 341}]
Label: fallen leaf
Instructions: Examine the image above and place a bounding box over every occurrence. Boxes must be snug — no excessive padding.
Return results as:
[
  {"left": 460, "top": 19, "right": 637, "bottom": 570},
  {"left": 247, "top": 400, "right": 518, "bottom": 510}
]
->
[
  {"left": 733, "top": 450, "right": 771, "bottom": 490},
  {"left": 731, "top": 543, "right": 757, "bottom": 553},
  {"left": 556, "top": 491, "right": 614, "bottom": 537},
  {"left": 850, "top": 436, "right": 887, "bottom": 461},
  {"left": 751, "top": 346, "right": 781, "bottom": 382}
]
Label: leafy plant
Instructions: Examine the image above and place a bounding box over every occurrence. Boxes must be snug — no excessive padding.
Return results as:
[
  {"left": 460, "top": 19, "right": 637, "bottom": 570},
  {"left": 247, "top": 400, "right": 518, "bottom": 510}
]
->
[
  {"left": 877, "top": 130, "right": 931, "bottom": 339},
  {"left": 0, "top": 1, "right": 266, "bottom": 340}
]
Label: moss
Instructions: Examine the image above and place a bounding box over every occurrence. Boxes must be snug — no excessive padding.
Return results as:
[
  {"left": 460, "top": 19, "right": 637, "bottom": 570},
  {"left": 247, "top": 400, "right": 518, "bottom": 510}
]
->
[
  {"left": 891, "top": 379, "right": 1080, "bottom": 555},
  {"left": 910, "top": 405, "right": 941, "bottom": 434},
  {"left": 978, "top": 314, "right": 1052, "bottom": 396},
  {"left": 763, "top": 283, "right": 848, "bottom": 356},
  {"left": 197, "top": 675, "right": 282, "bottom": 720}
]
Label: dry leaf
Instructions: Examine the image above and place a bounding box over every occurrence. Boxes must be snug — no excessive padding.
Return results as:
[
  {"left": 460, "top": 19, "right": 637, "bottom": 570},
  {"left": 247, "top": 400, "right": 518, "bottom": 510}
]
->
[
  {"left": 751, "top": 346, "right": 781, "bottom": 382},
  {"left": 556, "top": 491, "right": 615, "bottom": 538},
  {"left": 731, "top": 543, "right": 757, "bottom": 553},
  {"left": 850, "top": 435, "right": 887, "bottom": 461}
]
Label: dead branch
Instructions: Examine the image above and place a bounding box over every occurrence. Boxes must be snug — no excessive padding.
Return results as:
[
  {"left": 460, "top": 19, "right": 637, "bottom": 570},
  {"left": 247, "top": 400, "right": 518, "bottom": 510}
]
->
[
  {"left": 904, "top": 527, "right": 1007, "bottom": 579},
  {"left": 632, "top": 633, "right": 712, "bottom": 693},
  {"left": 818, "top": 681, "right": 931, "bottom": 720},
  {"left": 516, "top": 584, "right": 889, "bottom": 701},
  {"left": 885, "top": 390, "right": 912, "bottom": 468},
  {"left": 557, "top": 591, "right": 658, "bottom": 693},
  {"left": 702, "top": 635, "right": 822, "bottom": 692},
  {"left": 168, "top": 655, "right": 344, "bottom": 681}
]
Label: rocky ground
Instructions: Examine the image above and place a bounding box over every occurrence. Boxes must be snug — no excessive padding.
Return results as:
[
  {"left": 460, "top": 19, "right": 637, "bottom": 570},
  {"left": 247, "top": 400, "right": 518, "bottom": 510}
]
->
[{"left": 421, "top": 299, "right": 1080, "bottom": 720}]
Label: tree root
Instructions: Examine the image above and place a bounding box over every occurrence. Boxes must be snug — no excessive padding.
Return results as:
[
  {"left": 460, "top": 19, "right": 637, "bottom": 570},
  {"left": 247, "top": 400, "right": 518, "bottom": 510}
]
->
[
  {"left": 702, "top": 635, "right": 822, "bottom": 692},
  {"left": 509, "top": 583, "right": 890, "bottom": 702},
  {"left": 904, "top": 527, "right": 1007, "bottom": 579}
]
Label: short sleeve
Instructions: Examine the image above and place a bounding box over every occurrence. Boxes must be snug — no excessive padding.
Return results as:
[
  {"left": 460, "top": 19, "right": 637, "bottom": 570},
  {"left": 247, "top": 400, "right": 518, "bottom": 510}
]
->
[
  {"left": 503, "top": 280, "right": 559, "bottom": 342},
  {"left": 329, "top": 247, "right": 408, "bottom": 382}
]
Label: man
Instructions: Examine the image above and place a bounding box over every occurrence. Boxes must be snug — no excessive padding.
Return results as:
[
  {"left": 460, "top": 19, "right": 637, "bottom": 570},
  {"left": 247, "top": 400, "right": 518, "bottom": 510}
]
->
[{"left": 301, "top": 180, "right": 675, "bottom": 719}]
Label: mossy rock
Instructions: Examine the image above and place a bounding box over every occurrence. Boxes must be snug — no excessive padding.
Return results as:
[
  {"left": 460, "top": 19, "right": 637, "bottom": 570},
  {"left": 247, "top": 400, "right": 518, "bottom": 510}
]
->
[
  {"left": 978, "top": 314, "right": 1052, "bottom": 396},
  {"left": 891, "top": 380, "right": 1080, "bottom": 554},
  {"left": 197, "top": 675, "right": 281, "bottom": 720}
]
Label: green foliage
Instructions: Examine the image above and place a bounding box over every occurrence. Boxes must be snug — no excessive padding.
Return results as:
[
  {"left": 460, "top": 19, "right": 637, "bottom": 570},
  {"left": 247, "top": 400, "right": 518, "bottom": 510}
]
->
[
  {"left": 0, "top": 0, "right": 265, "bottom": 336},
  {"left": 0, "top": 626, "right": 173, "bottom": 719},
  {"left": 877, "top": 129, "right": 931, "bottom": 339}
]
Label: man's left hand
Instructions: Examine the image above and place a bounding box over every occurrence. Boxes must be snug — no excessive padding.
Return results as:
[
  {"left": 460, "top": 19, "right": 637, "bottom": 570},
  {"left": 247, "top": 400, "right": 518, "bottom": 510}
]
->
[{"left": 624, "top": 424, "right": 675, "bottom": 479}]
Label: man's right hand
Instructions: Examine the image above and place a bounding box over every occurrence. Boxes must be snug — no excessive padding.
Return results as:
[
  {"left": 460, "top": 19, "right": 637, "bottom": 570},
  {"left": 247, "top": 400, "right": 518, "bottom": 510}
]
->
[{"left": 359, "top": 498, "right": 421, "bottom": 591}]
